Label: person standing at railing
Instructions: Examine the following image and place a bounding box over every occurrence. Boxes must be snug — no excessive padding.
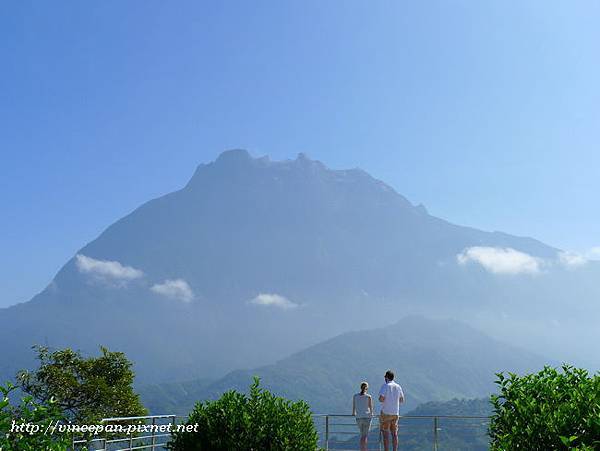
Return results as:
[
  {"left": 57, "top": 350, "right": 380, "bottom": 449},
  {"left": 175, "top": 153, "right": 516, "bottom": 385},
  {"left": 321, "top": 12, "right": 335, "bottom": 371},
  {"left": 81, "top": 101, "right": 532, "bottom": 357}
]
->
[
  {"left": 352, "top": 381, "right": 374, "bottom": 451},
  {"left": 378, "top": 370, "right": 404, "bottom": 451}
]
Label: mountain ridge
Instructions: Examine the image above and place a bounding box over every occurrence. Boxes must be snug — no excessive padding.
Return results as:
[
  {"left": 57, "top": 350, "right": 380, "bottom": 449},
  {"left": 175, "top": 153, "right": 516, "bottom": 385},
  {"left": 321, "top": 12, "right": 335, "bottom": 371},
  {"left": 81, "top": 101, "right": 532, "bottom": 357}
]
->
[{"left": 1, "top": 150, "right": 598, "bottom": 386}]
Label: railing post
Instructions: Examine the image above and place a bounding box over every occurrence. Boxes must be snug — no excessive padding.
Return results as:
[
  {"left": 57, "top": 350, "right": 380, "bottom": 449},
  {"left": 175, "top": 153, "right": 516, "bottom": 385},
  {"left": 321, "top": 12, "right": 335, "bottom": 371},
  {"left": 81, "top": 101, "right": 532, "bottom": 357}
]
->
[
  {"left": 151, "top": 417, "right": 156, "bottom": 450},
  {"left": 433, "top": 416, "right": 439, "bottom": 451},
  {"left": 325, "top": 415, "right": 329, "bottom": 451}
]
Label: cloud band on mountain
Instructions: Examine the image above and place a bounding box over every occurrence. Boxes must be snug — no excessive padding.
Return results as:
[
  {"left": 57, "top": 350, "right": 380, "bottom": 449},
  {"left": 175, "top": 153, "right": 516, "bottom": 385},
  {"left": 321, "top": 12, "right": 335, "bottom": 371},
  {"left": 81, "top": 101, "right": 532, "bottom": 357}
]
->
[
  {"left": 558, "top": 251, "right": 587, "bottom": 269},
  {"left": 457, "top": 246, "right": 596, "bottom": 274},
  {"left": 585, "top": 247, "right": 600, "bottom": 260},
  {"left": 250, "top": 293, "right": 298, "bottom": 310},
  {"left": 76, "top": 254, "right": 144, "bottom": 281},
  {"left": 457, "top": 247, "right": 542, "bottom": 275},
  {"left": 151, "top": 279, "right": 194, "bottom": 302}
]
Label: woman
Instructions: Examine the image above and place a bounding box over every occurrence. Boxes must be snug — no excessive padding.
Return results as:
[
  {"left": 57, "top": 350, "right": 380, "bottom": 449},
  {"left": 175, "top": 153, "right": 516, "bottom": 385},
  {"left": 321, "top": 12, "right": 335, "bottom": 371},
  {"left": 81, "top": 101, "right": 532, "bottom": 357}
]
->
[{"left": 352, "top": 381, "right": 373, "bottom": 451}]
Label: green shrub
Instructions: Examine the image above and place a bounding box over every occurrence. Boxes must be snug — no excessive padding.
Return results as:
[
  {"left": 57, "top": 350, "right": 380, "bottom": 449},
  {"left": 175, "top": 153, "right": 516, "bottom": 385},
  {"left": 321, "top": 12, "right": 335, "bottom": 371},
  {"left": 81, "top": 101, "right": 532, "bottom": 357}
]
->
[
  {"left": 1, "top": 382, "right": 70, "bottom": 451},
  {"left": 490, "top": 365, "right": 600, "bottom": 450},
  {"left": 168, "top": 377, "right": 319, "bottom": 451}
]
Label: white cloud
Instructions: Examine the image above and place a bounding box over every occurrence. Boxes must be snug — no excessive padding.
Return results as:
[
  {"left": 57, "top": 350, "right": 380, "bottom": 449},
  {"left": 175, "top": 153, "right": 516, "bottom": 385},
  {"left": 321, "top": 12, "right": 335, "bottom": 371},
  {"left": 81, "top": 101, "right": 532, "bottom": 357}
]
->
[
  {"left": 554, "top": 246, "right": 600, "bottom": 269},
  {"left": 151, "top": 279, "right": 194, "bottom": 302},
  {"left": 457, "top": 247, "right": 541, "bottom": 275},
  {"left": 458, "top": 246, "right": 598, "bottom": 274},
  {"left": 586, "top": 247, "right": 600, "bottom": 260},
  {"left": 249, "top": 293, "right": 298, "bottom": 310},
  {"left": 558, "top": 251, "right": 587, "bottom": 269},
  {"left": 76, "top": 254, "right": 144, "bottom": 281}
]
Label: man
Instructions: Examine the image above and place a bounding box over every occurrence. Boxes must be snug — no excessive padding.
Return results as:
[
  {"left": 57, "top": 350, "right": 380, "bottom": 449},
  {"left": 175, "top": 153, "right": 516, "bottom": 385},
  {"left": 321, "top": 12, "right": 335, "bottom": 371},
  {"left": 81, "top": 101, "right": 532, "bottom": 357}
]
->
[{"left": 378, "top": 370, "right": 405, "bottom": 451}]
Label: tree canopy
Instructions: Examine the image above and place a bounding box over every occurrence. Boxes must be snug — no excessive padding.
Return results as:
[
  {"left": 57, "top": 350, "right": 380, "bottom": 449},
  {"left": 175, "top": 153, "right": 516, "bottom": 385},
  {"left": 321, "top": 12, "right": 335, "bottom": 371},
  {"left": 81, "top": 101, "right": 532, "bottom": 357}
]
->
[{"left": 17, "top": 345, "right": 147, "bottom": 424}]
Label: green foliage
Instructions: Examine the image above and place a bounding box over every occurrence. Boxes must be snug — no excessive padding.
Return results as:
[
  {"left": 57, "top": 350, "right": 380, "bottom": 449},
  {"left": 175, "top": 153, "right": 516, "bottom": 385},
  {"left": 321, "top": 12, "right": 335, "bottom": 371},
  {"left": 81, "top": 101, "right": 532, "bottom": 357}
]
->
[
  {"left": 17, "top": 345, "right": 147, "bottom": 424},
  {"left": 0, "top": 381, "right": 70, "bottom": 451},
  {"left": 168, "top": 377, "right": 319, "bottom": 451},
  {"left": 490, "top": 365, "right": 600, "bottom": 450}
]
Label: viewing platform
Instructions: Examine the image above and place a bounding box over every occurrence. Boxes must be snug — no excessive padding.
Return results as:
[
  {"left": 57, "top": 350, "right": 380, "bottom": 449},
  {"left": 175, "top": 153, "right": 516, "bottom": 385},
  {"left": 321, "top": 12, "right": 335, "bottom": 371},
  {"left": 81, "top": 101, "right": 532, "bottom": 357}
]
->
[{"left": 71, "top": 413, "right": 491, "bottom": 450}]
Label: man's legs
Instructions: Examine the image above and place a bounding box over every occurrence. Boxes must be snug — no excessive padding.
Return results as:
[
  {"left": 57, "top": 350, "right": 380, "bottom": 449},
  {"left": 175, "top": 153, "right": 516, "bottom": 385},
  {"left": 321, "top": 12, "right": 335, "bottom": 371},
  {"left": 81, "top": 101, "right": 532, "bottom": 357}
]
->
[
  {"left": 380, "top": 415, "right": 391, "bottom": 451},
  {"left": 390, "top": 417, "right": 399, "bottom": 451},
  {"left": 381, "top": 430, "right": 390, "bottom": 451},
  {"left": 391, "top": 428, "right": 398, "bottom": 451}
]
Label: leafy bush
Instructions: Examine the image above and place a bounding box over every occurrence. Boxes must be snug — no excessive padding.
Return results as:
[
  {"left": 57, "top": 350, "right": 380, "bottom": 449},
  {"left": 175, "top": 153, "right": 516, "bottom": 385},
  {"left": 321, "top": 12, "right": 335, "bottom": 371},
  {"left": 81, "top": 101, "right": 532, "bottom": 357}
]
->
[
  {"left": 168, "top": 377, "right": 319, "bottom": 451},
  {"left": 490, "top": 365, "right": 600, "bottom": 450},
  {"left": 1, "top": 381, "right": 70, "bottom": 451}
]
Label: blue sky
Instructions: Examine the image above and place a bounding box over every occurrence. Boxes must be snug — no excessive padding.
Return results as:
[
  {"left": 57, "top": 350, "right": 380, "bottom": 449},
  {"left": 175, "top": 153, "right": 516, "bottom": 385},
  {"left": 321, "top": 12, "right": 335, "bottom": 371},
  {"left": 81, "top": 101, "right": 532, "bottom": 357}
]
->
[{"left": 1, "top": 1, "right": 599, "bottom": 307}]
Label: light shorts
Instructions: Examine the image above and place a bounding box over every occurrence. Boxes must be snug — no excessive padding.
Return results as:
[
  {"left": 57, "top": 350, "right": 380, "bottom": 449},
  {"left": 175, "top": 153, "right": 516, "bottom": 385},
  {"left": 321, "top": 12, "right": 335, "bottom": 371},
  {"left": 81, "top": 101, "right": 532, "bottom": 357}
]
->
[
  {"left": 379, "top": 413, "right": 399, "bottom": 431},
  {"left": 356, "top": 417, "right": 372, "bottom": 436}
]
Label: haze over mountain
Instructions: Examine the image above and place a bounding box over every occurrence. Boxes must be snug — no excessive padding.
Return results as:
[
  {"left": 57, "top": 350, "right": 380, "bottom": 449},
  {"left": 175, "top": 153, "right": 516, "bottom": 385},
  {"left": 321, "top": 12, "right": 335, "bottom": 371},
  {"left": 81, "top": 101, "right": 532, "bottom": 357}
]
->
[
  {"left": 1, "top": 150, "right": 598, "bottom": 385},
  {"left": 139, "top": 316, "right": 550, "bottom": 415}
]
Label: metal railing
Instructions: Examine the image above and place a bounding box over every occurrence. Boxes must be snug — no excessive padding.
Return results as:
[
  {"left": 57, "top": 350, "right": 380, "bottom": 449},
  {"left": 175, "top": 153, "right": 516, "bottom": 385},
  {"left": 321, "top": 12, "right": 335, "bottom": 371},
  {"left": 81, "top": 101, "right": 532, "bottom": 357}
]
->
[
  {"left": 71, "top": 414, "right": 178, "bottom": 451},
  {"left": 71, "top": 413, "right": 491, "bottom": 450},
  {"left": 314, "top": 414, "right": 490, "bottom": 451}
]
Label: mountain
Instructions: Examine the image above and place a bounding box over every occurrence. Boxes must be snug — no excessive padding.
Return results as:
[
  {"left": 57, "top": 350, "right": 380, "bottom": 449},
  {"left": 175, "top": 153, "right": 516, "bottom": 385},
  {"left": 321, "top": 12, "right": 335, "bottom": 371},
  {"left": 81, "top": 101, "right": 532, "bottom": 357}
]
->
[
  {"left": 137, "top": 377, "right": 214, "bottom": 415},
  {"left": 1, "top": 150, "right": 598, "bottom": 385},
  {"left": 139, "top": 316, "right": 550, "bottom": 415}
]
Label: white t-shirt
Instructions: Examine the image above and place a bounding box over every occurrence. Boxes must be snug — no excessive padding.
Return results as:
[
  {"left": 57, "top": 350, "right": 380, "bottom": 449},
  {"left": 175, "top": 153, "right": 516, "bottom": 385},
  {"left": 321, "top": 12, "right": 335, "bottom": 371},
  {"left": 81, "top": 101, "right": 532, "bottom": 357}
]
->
[{"left": 378, "top": 381, "right": 404, "bottom": 415}]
